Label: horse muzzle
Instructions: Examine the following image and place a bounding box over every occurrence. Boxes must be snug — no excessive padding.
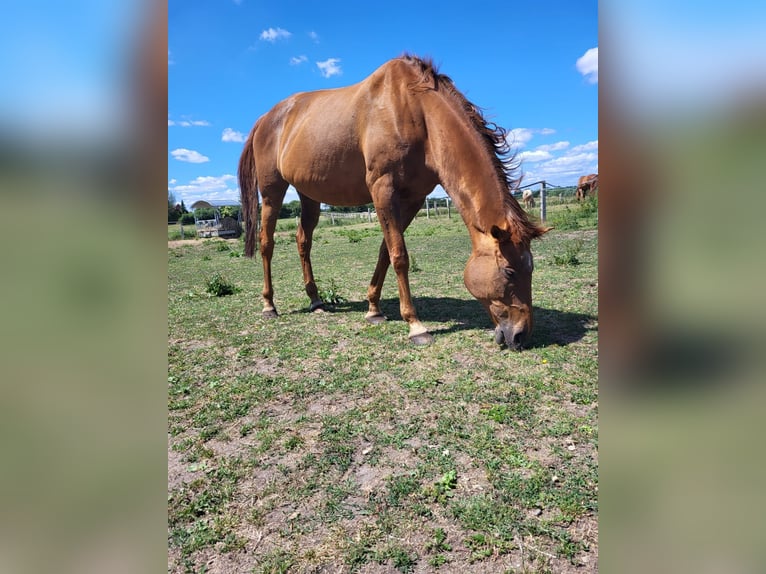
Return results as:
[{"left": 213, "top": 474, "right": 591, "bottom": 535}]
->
[{"left": 494, "top": 323, "right": 528, "bottom": 351}]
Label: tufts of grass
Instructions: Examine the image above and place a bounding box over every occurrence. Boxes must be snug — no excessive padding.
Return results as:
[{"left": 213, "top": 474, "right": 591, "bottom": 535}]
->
[
  {"left": 205, "top": 272, "right": 237, "bottom": 297},
  {"left": 553, "top": 238, "right": 585, "bottom": 266},
  {"left": 254, "top": 549, "right": 295, "bottom": 574}
]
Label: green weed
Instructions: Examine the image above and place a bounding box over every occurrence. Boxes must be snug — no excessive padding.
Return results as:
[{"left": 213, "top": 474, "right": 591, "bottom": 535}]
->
[
  {"left": 316, "top": 277, "right": 347, "bottom": 305},
  {"left": 553, "top": 238, "right": 584, "bottom": 266},
  {"left": 205, "top": 272, "right": 237, "bottom": 296}
]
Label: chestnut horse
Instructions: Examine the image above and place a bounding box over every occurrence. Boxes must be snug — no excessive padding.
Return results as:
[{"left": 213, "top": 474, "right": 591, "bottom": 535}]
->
[
  {"left": 576, "top": 173, "right": 598, "bottom": 200},
  {"left": 238, "top": 55, "right": 549, "bottom": 348}
]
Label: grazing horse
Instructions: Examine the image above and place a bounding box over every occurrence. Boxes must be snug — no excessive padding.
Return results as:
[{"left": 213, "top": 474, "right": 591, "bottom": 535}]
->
[
  {"left": 238, "top": 55, "right": 549, "bottom": 349},
  {"left": 522, "top": 189, "right": 535, "bottom": 209},
  {"left": 576, "top": 173, "right": 598, "bottom": 200}
]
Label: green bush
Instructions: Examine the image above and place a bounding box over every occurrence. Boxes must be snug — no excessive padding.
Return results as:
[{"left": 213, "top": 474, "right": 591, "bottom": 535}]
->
[
  {"left": 205, "top": 273, "right": 237, "bottom": 297},
  {"left": 180, "top": 213, "right": 196, "bottom": 225}
]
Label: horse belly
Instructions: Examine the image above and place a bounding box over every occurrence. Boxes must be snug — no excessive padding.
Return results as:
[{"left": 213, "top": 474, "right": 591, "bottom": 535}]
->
[{"left": 279, "top": 134, "right": 372, "bottom": 206}]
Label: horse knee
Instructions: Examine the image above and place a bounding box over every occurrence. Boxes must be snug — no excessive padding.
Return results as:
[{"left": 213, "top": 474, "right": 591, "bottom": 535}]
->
[{"left": 390, "top": 252, "right": 409, "bottom": 275}]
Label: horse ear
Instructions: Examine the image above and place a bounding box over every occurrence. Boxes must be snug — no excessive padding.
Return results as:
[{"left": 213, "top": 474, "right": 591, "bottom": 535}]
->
[
  {"left": 534, "top": 225, "right": 553, "bottom": 238},
  {"left": 490, "top": 225, "right": 511, "bottom": 242}
]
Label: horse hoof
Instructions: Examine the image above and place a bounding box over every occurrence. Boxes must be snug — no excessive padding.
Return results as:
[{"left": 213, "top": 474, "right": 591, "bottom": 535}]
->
[
  {"left": 310, "top": 302, "right": 326, "bottom": 313},
  {"left": 409, "top": 332, "right": 434, "bottom": 346},
  {"left": 365, "top": 314, "right": 387, "bottom": 325},
  {"left": 262, "top": 309, "right": 278, "bottom": 319}
]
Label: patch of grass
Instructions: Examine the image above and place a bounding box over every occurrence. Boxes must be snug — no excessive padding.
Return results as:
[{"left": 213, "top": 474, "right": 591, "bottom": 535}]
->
[
  {"left": 427, "top": 528, "right": 451, "bottom": 551},
  {"left": 205, "top": 272, "right": 237, "bottom": 296},
  {"left": 548, "top": 196, "right": 598, "bottom": 231},
  {"left": 374, "top": 544, "right": 418, "bottom": 573},
  {"left": 335, "top": 226, "right": 380, "bottom": 243},
  {"left": 553, "top": 238, "right": 585, "bottom": 266},
  {"left": 344, "top": 534, "right": 376, "bottom": 572},
  {"left": 464, "top": 533, "right": 515, "bottom": 562},
  {"left": 450, "top": 493, "right": 520, "bottom": 535},
  {"left": 254, "top": 549, "right": 295, "bottom": 574},
  {"left": 385, "top": 473, "right": 420, "bottom": 507}
]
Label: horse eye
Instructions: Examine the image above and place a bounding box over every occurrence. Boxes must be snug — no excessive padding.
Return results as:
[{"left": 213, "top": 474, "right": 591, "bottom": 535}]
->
[{"left": 503, "top": 267, "right": 515, "bottom": 280}]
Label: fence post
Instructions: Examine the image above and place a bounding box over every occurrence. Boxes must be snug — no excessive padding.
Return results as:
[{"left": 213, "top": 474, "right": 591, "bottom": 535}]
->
[
  {"left": 540, "top": 181, "right": 547, "bottom": 222},
  {"left": 368, "top": 208, "right": 372, "bottom": 223},
  {"left": 179, "top": 220, "right": 184, "bottom": 239},
  {"left": 447, "top": 197, "right": 451, "bottom": 219},
  {"left": 331, "top": 211, "right": 335, "bottom": 225},
  {"left": 425, "top": 199, "right": 430, "bottom": 219}
]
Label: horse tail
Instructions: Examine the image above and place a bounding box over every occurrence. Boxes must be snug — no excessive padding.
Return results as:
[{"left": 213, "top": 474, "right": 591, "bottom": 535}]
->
[{"left": 239, "top": 123, "right": 259, "bottom": 258}]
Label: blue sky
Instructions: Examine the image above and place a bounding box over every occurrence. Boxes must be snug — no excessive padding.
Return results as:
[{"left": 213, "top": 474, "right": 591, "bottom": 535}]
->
[{"left": 168, "top": 0, "right": 598, "bottom": 206}]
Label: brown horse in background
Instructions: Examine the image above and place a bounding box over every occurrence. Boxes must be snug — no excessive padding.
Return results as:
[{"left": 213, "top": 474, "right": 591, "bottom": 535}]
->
[
  {"left": 238, "top": 55, "right": 549, "bottom": 348},
  {"left": 576, "top": 173, "right": 598, "bottom": 200}
]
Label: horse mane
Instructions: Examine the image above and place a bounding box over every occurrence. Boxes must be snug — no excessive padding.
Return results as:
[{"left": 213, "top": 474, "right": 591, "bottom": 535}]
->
[{"left": 398, "top": 54, "right": 545, "bottom": 243}]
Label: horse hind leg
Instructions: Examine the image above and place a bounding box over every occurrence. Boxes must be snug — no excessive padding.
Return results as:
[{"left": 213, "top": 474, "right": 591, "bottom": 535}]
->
[
  {"left": 365, "top": 239, "right": 390, "bottom": 324},
  {"left": 259, "top": 182, "right": 288, "bottom": 318},
  {"left": 296, "top": 194, "right": 324, "bottom": 312}
]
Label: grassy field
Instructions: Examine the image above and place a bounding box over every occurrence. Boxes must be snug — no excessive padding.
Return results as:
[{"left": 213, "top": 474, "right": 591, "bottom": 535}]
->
[{"left": 168, "top": 198, "right": 598, "bottom": 573}]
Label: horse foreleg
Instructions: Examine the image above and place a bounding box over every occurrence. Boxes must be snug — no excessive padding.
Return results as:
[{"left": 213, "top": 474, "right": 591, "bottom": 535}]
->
[
  {"left": 259, "top": 189, "right": 286, "bottom": 318},
  {"left": 370, "top": 185, "right": 433, "bottom": 345},
  {"left": 296, "top": 195, "right": 324, "bottom": 311}
]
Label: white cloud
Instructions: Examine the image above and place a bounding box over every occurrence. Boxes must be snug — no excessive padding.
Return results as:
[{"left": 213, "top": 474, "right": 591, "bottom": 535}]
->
[
  {"left": 260, "top": 27, "right": 291, "bottom": 42},
  {"left": 577, "top": 47, "right": 598, "bottom": 84},
  {"left": 508, "top": 128, "right": 534, "bottom": 147},
  {"left": 571, "top": 140, "right": 598, "bottom": 153},
  {"left": 317, "top": 58, "right": 342, "bottom": 78},
  {"left": 222, "top": 128, "right": 246, "bottom": 142},
  {"left": 518, "top": 150, "right": 552, "bottom": 163},
  {"left": 536, "top": 141, "right": 570, "bottom": 152},
  {"left": 171, "top": 148, "right": 210, "bottom": 163},
  {"left": 308, "top": 31, "right": 319, "bottom": 42},
  {"left": 168, "top": 116, "right": 210, "bottom": 127},
  {"left": 507, "top": 127, "right": 558, "bottom": 148},
  {"left": 516, "top": 141, "right": 598, "bottom": 186},
  {"left": 169, "top": 174, "right": 238, "bottom": 203},
  {"left": 290, "top": 55, "right": 308, "bottom": 66}
]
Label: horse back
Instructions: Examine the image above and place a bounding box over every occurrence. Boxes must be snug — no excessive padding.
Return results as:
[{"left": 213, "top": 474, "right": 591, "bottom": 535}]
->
[{"left": 253, "top": 60, "right": 437, "bottom": 205}]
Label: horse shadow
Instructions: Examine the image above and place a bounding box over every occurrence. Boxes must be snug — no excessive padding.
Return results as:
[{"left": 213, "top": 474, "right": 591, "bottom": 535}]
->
[{"left": 318, "top": 296, "right": 596, "bottom": 349}]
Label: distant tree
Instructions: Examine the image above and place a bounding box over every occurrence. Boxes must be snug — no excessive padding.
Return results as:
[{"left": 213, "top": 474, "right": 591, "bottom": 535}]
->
[
  {"left": 168, "top": 191, "right": 176, "bottom": 209},
  {"left": 325, "top": 203, "right": 373, "bottom": 213},
  {"left": 180, "top": 200, "right": 188, "bottom": 214},
  {"left": 220, "top": 205, "right": 239, "bottom": 219},
  {"left": 168, "top": 202, "right": 182, "bottom": 223},
  {"left": 279, "top": 200, "right": 302, "bottom": 219}
]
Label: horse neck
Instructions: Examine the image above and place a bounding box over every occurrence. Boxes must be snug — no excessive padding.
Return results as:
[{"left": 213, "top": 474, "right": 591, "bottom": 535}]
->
[{"left": 425, "top": 99, "right": 510, "bottom": 239}]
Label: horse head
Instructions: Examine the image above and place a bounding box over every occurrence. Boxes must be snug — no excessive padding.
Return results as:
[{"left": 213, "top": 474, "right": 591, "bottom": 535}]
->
[{"left": 463, "top": 223, "right": 549, "bottom": 350}]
